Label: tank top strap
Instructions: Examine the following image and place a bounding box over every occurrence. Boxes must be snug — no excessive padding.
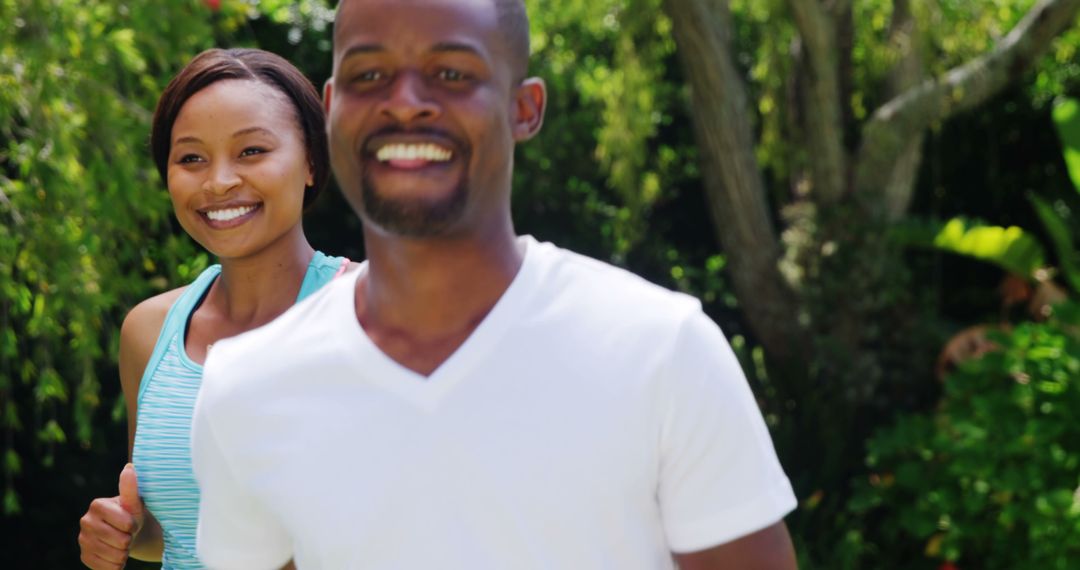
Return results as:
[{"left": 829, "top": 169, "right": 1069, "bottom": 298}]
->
[
  {"left": 297, "top": 251, "right": 349, "bottom": 302},
  {"left": 136, "top": 265, "right": 222, "bottom": 405}
]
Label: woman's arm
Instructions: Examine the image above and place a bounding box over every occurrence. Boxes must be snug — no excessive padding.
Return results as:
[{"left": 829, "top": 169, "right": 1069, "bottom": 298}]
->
[
  {"left": 79, "top": 290, "right": 184, "bottom": 567},
  {"left": 117, "top": 294, "right": 176, "bottom": 561}
]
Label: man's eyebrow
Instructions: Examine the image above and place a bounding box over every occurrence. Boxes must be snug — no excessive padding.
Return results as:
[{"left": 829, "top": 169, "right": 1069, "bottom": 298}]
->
[
  {"left": 340, "top": 44, "right": 386, "bottom": 60},
  {"left": 430, "top": 41, "right": 484, "bottom": 57}
]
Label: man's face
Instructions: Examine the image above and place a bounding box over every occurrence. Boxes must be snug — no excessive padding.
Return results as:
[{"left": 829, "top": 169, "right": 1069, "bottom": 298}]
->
[{"left": 327, "top": 0, "right": 540, "bottom": 238}]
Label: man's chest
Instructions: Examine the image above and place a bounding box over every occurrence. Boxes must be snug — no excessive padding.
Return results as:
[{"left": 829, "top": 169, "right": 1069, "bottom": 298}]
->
[{"left": 242, "top": 374, "right": 662, "bottom": 555}]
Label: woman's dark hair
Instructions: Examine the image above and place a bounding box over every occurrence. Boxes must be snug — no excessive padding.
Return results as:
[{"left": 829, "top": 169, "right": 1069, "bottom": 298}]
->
[{"left": 150, "top": 48, "right": 329, "bottom": 208}]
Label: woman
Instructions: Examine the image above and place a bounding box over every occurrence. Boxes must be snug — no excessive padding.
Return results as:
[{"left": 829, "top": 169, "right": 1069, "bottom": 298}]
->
[{"left": 77, "top": 48, "right": 350, "bottom": 569}]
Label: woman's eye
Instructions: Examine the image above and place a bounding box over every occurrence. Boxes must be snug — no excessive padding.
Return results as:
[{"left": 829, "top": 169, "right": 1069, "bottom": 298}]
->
[
  {"left": 240, "top": 147, "right": 267, "bottom": 158},
  {"left": 177, "top": 154, "right": 203, "bottom": 164}
]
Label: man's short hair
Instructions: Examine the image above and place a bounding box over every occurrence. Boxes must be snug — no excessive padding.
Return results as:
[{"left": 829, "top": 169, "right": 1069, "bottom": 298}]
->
[
  {"left": 334, "top": 0, "right": 531, "bottom": 80},
  {"left": 495, "top": 0, "right": 530, "bottom": 79}
]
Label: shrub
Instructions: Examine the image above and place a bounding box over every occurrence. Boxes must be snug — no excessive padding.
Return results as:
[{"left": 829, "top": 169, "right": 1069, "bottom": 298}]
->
[{"left": 844, "top": 302, "right": 1080, "bottom": 569}]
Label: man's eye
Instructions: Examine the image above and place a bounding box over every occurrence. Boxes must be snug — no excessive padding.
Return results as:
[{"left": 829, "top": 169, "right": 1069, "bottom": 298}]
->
[
  {"left": 240, "top": 147, "right": 267, "bottom": 158},
  {"left": 437, "top": 69, "right": 468, "bottom": 82},
  {"left": 353, "top": 70, "right": 384, "bottom": 82}
]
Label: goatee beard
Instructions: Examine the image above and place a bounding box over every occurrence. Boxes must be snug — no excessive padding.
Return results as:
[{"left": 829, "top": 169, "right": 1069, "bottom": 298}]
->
[{"left": 360, "top": 172, "right": 469, "bottom": 237}]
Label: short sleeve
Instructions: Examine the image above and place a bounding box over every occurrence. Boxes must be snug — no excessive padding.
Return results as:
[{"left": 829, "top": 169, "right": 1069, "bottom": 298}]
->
[
  {"left": 191, "top": 350, "right": 293, "bottom": 570},
  {"left": 657, "top": 310, "right": 797, "bottom": 553}
]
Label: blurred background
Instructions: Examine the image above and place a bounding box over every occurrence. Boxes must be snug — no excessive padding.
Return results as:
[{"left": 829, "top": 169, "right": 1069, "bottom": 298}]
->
[{"left": 3, "top": 0, "right": 1080, "bottom": 567}]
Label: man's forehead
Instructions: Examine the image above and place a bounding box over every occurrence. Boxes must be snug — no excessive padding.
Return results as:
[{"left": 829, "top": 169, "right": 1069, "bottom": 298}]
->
[
  {"left": 333, "top": 0, "right": 506, "bottom": 68},
  {"left": 334, "top": 0, "right": 499, "bottom": 38},
  {"left": 339, "top": 0, "right": 495, "bottom": 9}
]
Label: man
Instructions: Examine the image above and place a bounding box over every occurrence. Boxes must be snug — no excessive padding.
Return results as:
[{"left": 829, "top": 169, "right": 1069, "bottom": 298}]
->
[{"left": 191, "top": 0, "right": 799, "bottom": 568}]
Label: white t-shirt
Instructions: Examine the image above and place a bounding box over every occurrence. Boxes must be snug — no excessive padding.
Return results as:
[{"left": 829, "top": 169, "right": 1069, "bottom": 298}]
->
[{"left": 191, "top": 236, "right": 796, "bottom": 570}]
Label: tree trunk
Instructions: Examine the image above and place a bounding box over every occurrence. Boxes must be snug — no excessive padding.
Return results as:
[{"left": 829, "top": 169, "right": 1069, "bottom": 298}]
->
[{"left": 662, "top": 0, "right": 806, "bottom": 361}]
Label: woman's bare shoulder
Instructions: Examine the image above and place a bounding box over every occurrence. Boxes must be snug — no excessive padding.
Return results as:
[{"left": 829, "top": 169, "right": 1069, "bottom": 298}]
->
[
  {"left": 119, "top": 286, "right": 190, "bottom": 378},
  {"left": 121, "top": 287, "right": 188, "bottom": 339},
  {"left": 118, "top": 286, "right": 190, "bottom": 410}
]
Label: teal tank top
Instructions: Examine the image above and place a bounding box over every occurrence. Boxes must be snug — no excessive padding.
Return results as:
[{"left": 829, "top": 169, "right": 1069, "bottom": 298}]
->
[{"left": 131, "top": 251, "right": 346, "bottom": 569}]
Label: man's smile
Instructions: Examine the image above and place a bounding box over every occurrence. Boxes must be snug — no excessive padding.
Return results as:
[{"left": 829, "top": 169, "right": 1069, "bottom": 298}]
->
[
  {"left": 374, "top": 142, "right": 454, "bottom": 169},
  {"left": 361, "top": 131, "right": 465, "bottom": 181}
]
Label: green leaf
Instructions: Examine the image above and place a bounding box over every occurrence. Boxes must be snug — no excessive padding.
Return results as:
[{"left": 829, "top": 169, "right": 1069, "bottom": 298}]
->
[
  {"left": 38, "top": 420, "right": 66, "bottom": 444},
  {"left": 4, "top": 450, "right": 20, "bottom": 476},
  {"left": 1030, "top": 194, "right": 1080, "bottom": 293},
  {"left": 3, "top": 487, "right": 20, "bottom": 516},
  {"left": 893, "top": 217, "right": 1046, "bottom": 277},
  {"left": 1052, "top": 97, "right": 1080, "bottom": 194}
]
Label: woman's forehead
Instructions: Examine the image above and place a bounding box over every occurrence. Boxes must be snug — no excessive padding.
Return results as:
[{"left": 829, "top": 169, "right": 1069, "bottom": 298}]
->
[{"left": 173, "top": 80, "right": 298, "bottom": 139}]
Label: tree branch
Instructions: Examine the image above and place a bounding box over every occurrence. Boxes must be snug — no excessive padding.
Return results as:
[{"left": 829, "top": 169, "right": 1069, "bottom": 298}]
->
[
  {"left": 856, "top": 0, "right": 1080, "bottom": 203},
  {"left": 787, "top": 0, "right": 848, "bottom": 203},
  {"left": 663, "top": 0, "right": 806, "bottom": 360},
  {"left": 881, "top": 0, "right": 928, "bottom": 219}
]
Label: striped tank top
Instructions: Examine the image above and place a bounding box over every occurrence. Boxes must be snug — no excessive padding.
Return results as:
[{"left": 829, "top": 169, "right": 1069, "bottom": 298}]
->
[{"left": 132, "top": 251, "right": 346, "bottom": 569}]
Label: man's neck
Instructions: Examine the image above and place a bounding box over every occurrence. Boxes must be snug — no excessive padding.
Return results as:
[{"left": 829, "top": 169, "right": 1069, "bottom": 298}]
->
[{"left": 355, "top": 224, "right": 525, "bottom": 376}]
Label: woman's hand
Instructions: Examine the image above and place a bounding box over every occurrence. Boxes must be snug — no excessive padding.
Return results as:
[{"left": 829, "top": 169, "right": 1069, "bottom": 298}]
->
[{"left": 78, "top": 464, "right": 144, "bottom": 569}]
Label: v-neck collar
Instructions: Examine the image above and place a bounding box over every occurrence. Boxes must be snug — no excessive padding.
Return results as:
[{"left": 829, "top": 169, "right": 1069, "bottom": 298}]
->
[{"left": 339, "top": 236, "right": 544, "bottom": 410}]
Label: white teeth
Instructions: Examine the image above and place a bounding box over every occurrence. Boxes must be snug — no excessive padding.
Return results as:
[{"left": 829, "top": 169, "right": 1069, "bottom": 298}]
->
[
  {"left": 206, "top": 205, "right": 256, "bottom": 222},
  {"left": 376, "top": 143, "right": 453, "bottom": 163}
]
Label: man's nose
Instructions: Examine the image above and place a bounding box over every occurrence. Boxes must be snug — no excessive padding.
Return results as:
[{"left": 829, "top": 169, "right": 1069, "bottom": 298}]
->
[{"left": 377, "top": 71, "right": 440, "bottom": 124}]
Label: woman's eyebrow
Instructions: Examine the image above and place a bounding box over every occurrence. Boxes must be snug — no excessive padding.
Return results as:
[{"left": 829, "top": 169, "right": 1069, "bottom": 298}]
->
[
  {"left": 172, "top": 127, "right": 274, "bottom": 147},
  {"left": 232, "top": 126, "right": 274, "bottom": 139}
]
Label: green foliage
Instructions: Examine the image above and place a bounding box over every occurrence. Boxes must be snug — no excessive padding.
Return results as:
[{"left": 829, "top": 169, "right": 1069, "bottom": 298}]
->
[
  {"left": 729, "top": 0, "right": 798, "bottom": 177},
  {"left": 0, "top": 0, "right": 219, "bottom": 513},
  {"left": 844, "top": 304, "right": 1080, "bottom": 569},
  {"left": 1053, "top": 97, "right": 1080, "bottom": 191},
  {"left": 518, "top": 0, "right": 695, "bottom": 258}
]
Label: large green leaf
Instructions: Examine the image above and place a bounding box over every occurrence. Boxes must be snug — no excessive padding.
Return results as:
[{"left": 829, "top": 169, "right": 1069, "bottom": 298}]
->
[
  {"left": 893, "top": 217, "right": 1046, "bottom": 278},
  {"left": 1052, "top": 97, "right": 1080, "bottom": 194},
  {"left": 1030, "top": 194, "right": 1080, "bottom": 293}
]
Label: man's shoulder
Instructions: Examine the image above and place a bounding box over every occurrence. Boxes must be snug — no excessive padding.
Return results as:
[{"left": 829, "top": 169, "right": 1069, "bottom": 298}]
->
[{"left": 537, "top": 240, "right": 702, "bottom": 319}]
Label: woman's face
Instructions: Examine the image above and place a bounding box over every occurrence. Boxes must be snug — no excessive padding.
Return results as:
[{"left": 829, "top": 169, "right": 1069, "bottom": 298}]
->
[{"left": 166, "top": 79, "right": 312, "bottom": 260}]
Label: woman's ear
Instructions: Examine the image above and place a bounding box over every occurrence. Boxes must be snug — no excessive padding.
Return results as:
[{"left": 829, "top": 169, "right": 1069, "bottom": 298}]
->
[{"left": 512, "top": 78, "right": 546, "bottom": 142}]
